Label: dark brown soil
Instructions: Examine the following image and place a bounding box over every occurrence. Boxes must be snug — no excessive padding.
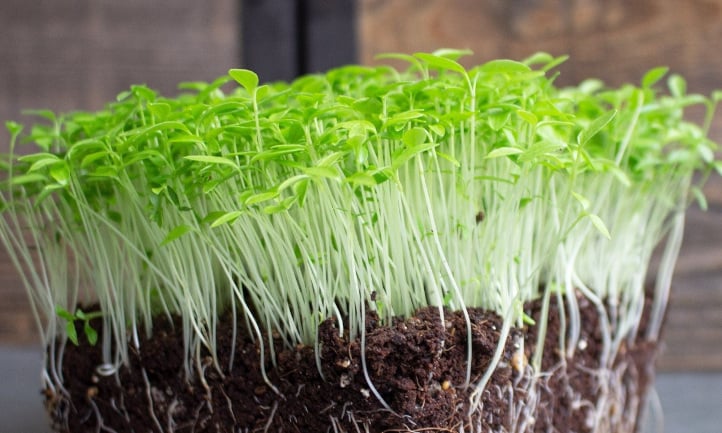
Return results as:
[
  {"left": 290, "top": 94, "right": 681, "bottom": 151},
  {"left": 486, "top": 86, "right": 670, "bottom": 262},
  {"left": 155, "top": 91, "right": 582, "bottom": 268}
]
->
[{"left": 47, "top": 291, "right": 658, "bottom": 433}]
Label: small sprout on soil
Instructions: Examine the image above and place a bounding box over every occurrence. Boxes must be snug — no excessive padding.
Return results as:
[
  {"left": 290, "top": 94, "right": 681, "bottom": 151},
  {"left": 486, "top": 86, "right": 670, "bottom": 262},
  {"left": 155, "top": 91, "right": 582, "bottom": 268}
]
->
[{"left": 56, "top": 305, "right": 102, "bottom": 346}]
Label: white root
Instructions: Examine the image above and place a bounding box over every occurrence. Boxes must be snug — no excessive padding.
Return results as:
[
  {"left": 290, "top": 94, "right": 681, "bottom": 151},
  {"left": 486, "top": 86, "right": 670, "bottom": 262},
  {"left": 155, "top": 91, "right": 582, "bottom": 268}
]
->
[
  {"left": 262, "top": 400, "right": 278, "bottom": 433},
  {"left": 87, "top": 398, "right": 120, "bottom": 433},
  {"left": 141, "top": 368, "right": 165, "bottom": 433}
]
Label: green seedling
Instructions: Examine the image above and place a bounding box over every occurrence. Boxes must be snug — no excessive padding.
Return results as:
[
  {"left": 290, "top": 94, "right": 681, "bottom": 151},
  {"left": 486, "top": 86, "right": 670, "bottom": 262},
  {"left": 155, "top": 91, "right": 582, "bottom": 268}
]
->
[{"left": 56, "top": 305, "right": 102, "bottom": 346}]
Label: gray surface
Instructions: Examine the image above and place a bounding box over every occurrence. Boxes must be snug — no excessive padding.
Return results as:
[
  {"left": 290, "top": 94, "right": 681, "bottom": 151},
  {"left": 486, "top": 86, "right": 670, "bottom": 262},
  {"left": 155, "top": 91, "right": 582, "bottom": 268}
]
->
[
  {"left": 1, "top": 347, "right": 49, "bottom": 433},
  {"left": 648, "top": 373, "right": 722, "bottom": 433},
  {"left": 1, "top": 347, "right": 720, "bottom": 432}
]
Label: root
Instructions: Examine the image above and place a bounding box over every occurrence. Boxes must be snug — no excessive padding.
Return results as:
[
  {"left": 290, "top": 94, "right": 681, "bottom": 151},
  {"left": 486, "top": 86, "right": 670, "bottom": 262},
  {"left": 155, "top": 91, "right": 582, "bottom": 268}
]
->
[
  {"left": 219, "top": 387, "right": 237, "bottom": 424},
  {"left": 87, "top": 399, "right": 120, "bottom": 433},
  {"left": 141, "top": 368, "right": 165, "bottom": 433},
  {"left": 195, "top": 355, "right": 215, "bottom": 414},
  {"left": 262, "top": 401, "right": 278, "bottom": 433},
  {"left": 166, "top": 399, "right": 179, "bottom": 432}
]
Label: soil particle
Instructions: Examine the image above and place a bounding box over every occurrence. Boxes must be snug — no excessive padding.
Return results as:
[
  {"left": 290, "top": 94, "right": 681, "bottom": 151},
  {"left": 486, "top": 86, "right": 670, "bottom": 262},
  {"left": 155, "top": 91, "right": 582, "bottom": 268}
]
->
[{"left": 50, "top": 292, "right": 657, "bottom": 433}]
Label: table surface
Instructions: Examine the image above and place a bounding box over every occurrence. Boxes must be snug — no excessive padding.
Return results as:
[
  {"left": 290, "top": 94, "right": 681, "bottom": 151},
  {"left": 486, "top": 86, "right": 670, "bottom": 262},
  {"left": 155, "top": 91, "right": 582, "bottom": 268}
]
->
[{"left": 2, "top": 347, "right": 720, "bottom": 433}]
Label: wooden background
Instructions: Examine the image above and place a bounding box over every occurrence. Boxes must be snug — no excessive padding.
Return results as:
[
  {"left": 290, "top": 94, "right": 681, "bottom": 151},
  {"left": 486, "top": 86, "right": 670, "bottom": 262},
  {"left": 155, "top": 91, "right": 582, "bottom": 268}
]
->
[
  {"left": 1, "top": 0, "right": 721, "bottom": 371},
  {"left": 0, "top": 0, "right": 239, "bottom": 342}
]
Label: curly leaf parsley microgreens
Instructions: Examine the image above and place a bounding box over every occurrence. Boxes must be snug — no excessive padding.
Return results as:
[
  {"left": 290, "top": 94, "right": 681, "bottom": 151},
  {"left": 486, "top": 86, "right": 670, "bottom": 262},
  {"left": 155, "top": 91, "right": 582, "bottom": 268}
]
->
[{"left": 1, "top": 50, "right": 720, "bottom": 403}]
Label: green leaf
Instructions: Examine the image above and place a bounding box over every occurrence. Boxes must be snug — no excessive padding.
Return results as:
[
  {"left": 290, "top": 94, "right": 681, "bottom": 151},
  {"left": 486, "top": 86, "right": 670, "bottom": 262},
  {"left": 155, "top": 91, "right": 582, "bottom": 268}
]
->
[
  {"left": 17, "top": 153, "right": 60, "bottom": 163},
  {"left": 668, "top": 74, "right": 687, "bottom": 97},
  {"left": 414, "top": 53, "right": 467, "bottom": 75},
  {"left": 229, "top": 69, "right": 259, "bottom": 93},
  {"left": 81, "top": 151, "right": 112, "bottom": 168},
  {"left": 301, "top": 166, "right": 339, "bottom": 179},
  {"left": 10, "top": 173, "right": 47, "bottom": 185},
  {"left": 244, "top": 190, "right": 279, "bottom": 205},
  {"left": 148, "top": 102, "right": 171, "bottom": 118},
  {"left": 131, "top": 84, "right": 157, "bottom": 102},
  {"left": 66, "top": 321, "right": 79, "bottom": 346},
  {"left": 485, "top": 147, "right": 523, "bottom": 159},
  {"left": 278, "top": 174, "right": 309, "bottom": 192},
  {"left": 642, "top": 66, "right": 669, "bottom": 89},
  {"left": 256, "top": 84, "right": 271, "bottom": 100},
  {"left": 294, "top": 178, "right": 309, "bottom": 207},
  {"left": 184, "top": 155, "right": 238, "bottom": 169},
  {"left": 210, "top": 210, "right": 244, "bottom": 228},
  {"left": 431, "top": 48, "right": 473, "bottom": 60},
  {"left": 523, "top": 52, "right": 568, "bottom": 71},
  {"left": 385, "top": 110, "right": 424, "bottom": 128},
  {"left": 22, "top": 109, "right": 56, "bottom": 122},
  {"left": 28, "top": 155, "right": 61, "bottom": 172},
  {"left": 161, "top": 225, "right": 194, "bottom": 246},
  {"left": 691, "top": 186, "right": 708, "bottom": 211},
  {"left": 586, "top": 213, "right": 611, "bottom": 239},
  {"left": 479, "top": 59, "right": 531, "bottom": 75},
  {"left": 251, "top": 144, "right": 306, "bottom": 162},
  {"left": 263, "top": 196, "right": 297, "bottom": 214},
  {"left": 56, "top": 305, "right": 75, "bottom": 322},
  {"left": 316, "top": 151, "right": 344, "bottom": 167},
  {"left": 5, "top": 121, "right": 23, "bottom": 136},
  {"left": 391, "top": 140, "right": 438, "bottom": 170},
  {"left": 516, "top": 110, "right": 538, "bottom": 126},
  {"left": 49, "top": 162, "right": 70, "bottom": 185},
  {"left": 84, "top": 321, "right": 98, "bottom": 346},
  {"left": 375, "top": 53, "right": 424, "bottom": 72},
  {"left": 578, "top": 110, "right": 617, "bottom": 146},
  {"left": 116, "top": 90, "right": 132, "bottom": 101},
  {"left": 345, "top": 172, "right": 378, "bottom": 187},
  {"left": 35, "top": 184, "right": 65, "bottom": 205},
  {"left": 571, "top": 191, "right": 590, "bottom": 211},
  {"left": 402, "top": 127, "right": 427, "bottom": 148},
  {"left": 714, "top": 161, "right": 722, "bottom": 177},
  {"left": 200, "top": 211, "right": 227, "bottom": 225},
  {"left": 522, "top": 312, "right": 536, "bottom": 326},
  {"left": 436, "top": 151, "right": 460, "bottom": 167},
  {"left": 697, "top": 142, "right": 715, "bottom": 163}
]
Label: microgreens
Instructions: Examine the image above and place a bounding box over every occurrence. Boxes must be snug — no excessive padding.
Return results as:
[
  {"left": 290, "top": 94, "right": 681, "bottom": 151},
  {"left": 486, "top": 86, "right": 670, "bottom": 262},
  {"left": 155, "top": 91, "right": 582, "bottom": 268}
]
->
[{"left": 1, "top": 51, "right": 718, "bottom": 418}]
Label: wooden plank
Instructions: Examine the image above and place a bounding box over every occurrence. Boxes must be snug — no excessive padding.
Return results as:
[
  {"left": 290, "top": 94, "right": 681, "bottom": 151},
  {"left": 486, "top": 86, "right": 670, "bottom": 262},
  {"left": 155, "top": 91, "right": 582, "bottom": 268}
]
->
[
  {"left": 241, "top": 0, "right": 300, "bottom": 82},
  {"left": 304, "top": 0, "right": 358, "bottom": 74},
  {"left": 240, "top": 0, "right": 358, "bottom": 81},
  {"left": 0, "top": 0, "right": 238, "bottom": 123},
  {"left": 359, "top": 0, "right": 722, "bottom": 92}
]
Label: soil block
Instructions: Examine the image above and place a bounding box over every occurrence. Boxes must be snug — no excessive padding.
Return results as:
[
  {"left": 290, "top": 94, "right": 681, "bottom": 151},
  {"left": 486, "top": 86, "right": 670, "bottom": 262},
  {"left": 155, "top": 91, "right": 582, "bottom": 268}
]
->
[{"left": 48, "top": 291, "right": 657, "bottom": 433}]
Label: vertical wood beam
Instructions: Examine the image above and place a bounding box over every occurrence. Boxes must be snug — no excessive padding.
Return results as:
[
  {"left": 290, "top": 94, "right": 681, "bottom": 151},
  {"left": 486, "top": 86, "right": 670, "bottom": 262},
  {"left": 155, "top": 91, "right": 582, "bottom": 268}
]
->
[
  {"left": 240, "top": 0, "right": 357, "bottom": 82},
  {"left": 240, "top": 0, "right": 301, "bottom": 82},
  {"left": 303, "top": 0, "right": 357, "bottom": 74}
]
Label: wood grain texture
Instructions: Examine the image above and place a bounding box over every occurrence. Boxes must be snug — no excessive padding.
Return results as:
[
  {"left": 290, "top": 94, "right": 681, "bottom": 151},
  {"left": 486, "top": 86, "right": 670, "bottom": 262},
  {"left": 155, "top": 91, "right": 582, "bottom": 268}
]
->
[
  {"left": 0, "top": 0, "right": 238, "bottom": 128},
  {"left": 359, "top": 0, "right": 722, "bottom": 371},
  {"left": 0, "top": 0, "right": 238, "bottom": 344}
]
